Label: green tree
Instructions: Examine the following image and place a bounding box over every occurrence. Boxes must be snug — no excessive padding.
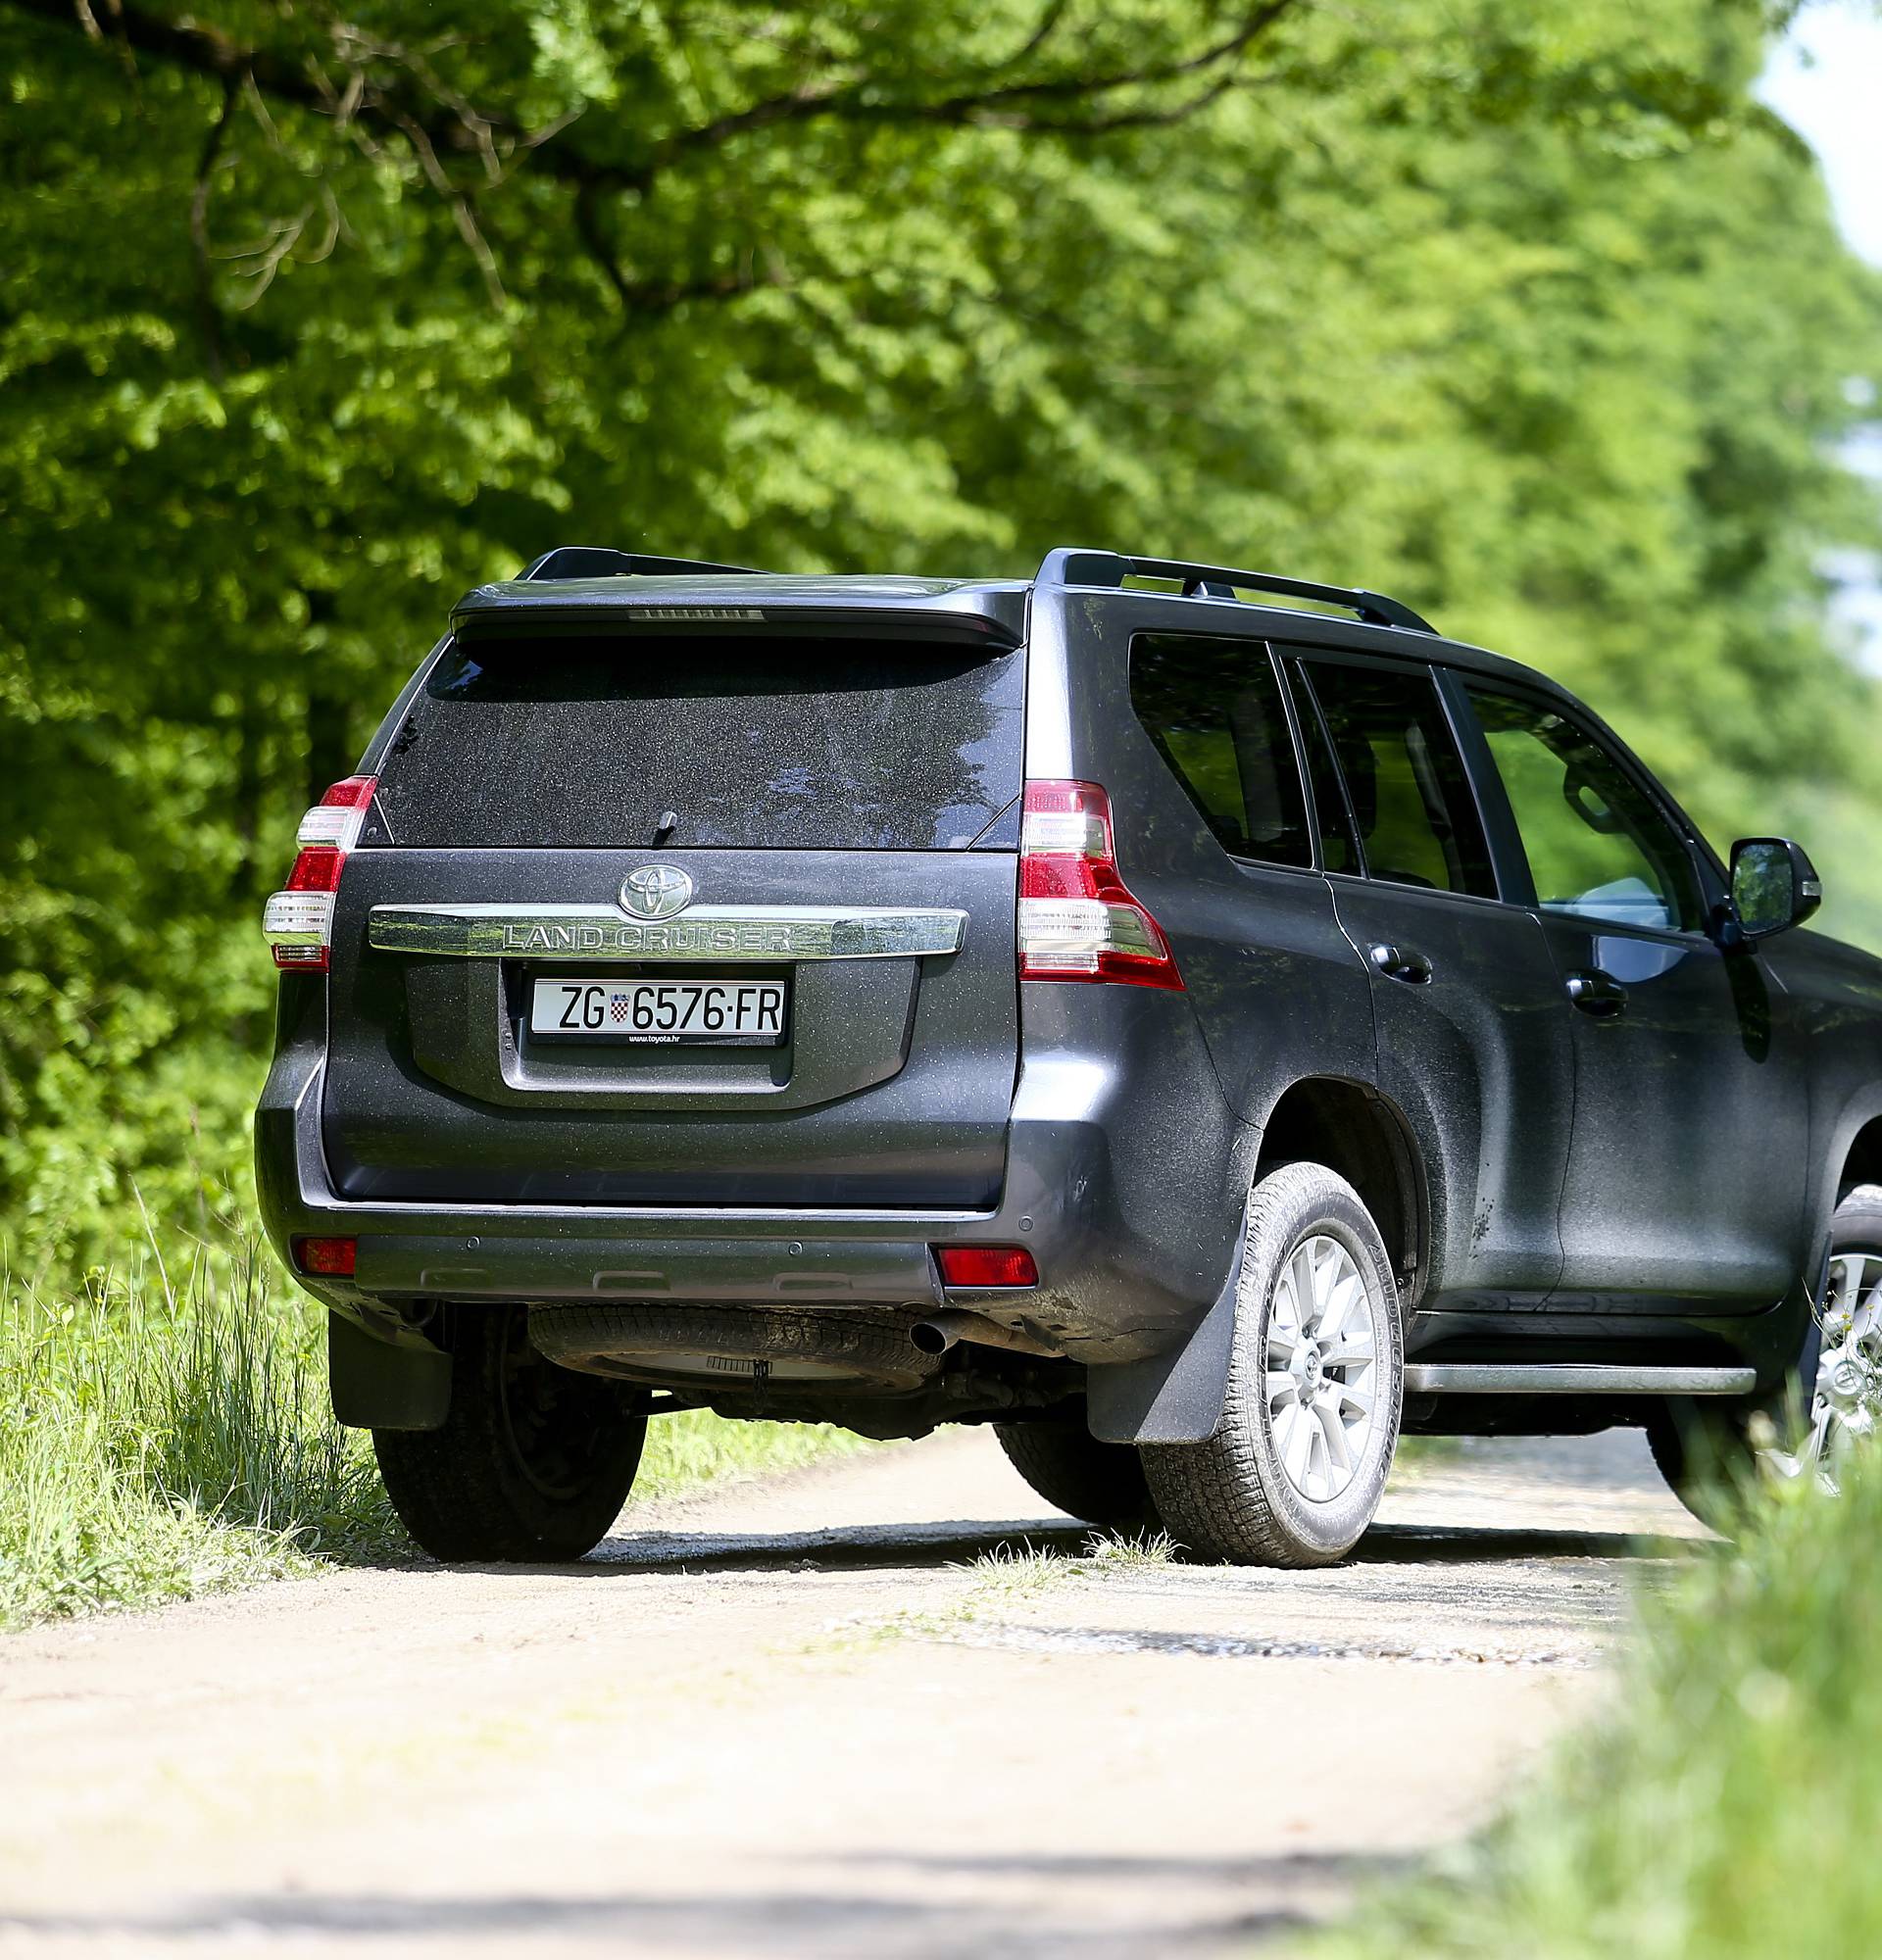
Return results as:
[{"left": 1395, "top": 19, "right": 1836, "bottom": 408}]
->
[{"left": 1, "top": 0, "right": 1877, "bottom": 1270}]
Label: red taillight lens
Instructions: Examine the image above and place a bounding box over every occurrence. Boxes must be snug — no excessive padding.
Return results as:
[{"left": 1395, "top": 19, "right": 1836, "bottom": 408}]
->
[
  {"left": 290, "top": 1235, "right": 358, "bottom": 1277},
  {"left": 284, "top": 849, "right": 345, "bottom": 894},
  {"left": 935, "top": 1245, "right": 1039, "bottom": 1289},
  {"left": 1016, "top": 779, "right": 1183, "bottom": 990},
  {"left": 263, "top": 776, "right": 377, "bottom": 972}
]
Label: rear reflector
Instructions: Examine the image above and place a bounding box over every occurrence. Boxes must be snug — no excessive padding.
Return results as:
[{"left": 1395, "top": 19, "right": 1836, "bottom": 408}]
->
[
  {"left": 264, "top": 776, "right": 376, "bottom": 972},
  {"left": 1017, "top": 779, "right": 1183, "bottom": 989},
  {"left": 290, "top": 1235, "right": 358, "bottom": 1277},
  {"left": 935, "top": 1245, "right": 1038, "bottom": 1289}
]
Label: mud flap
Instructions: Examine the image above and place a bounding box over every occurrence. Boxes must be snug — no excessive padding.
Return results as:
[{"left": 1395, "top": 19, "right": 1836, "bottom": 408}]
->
[
  {"left": 1082, "top": 1240, "right": 1243, "bottom": 1446},
  {"left": 327, "top": 1310, "right": 452, "bottom": 1431}
]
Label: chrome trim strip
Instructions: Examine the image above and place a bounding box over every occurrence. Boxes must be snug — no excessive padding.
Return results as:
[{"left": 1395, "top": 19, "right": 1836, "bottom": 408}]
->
[
  {"left": 368, "top": 903, "right": 967, "bottom": 961},
  {"left": 1404, "top": 1363, "right": 1757, "bottom": 1396}
]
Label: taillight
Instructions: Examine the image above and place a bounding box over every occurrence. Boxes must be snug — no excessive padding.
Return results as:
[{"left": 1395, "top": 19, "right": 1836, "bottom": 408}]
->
[
  {"left": 1017, "top": 780, "right": 1183, "bottom": 990},
  {"left": 291, "top": 1235, "right": 358, "bottom": 1277},
  {"left": 935, "top": 1245, "right": 1038, "bottom": 1288},
  {"left": 263, "top": 775, "right": 376, "bottom": 972}
]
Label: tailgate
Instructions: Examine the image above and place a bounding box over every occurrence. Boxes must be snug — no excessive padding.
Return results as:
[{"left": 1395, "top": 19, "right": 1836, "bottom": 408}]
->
[{"left": 320, "top": 624, "right": 1023, "bottom": 1209}]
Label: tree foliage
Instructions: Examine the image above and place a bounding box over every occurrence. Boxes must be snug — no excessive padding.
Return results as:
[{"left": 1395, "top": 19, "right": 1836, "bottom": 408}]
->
[{"left": 1, "top": 0, "right": 1878, "bottom": 1266}]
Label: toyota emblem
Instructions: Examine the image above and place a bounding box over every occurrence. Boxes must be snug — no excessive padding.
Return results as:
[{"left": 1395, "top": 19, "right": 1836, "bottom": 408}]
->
[{"left": 619, "top": 864, "right": 695, "bottom": 920}]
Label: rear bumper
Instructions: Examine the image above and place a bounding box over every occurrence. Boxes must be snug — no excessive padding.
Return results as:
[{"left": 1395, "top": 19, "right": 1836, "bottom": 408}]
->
[{"left": 256, "top": 994, "right": 1256, "bottom": 1367}]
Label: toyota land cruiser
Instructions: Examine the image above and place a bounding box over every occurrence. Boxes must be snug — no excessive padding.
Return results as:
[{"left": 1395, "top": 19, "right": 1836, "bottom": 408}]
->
[{"left": 257, "top": 546, "right": 1882, "bottom": 1565}]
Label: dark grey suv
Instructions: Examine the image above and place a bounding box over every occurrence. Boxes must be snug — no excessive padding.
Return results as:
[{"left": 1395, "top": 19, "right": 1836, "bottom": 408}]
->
[{"left": 258, "top": 546, "right": 1882, "bottom": 1566}]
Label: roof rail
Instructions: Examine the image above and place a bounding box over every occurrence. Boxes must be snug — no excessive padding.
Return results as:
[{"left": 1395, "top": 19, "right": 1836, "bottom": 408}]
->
[
  {"left": 520, "top": 546, "right": 763, "bottom": 581},
  {"left": 1034, "top": 548, "right": 1435, "bottom": 635}
]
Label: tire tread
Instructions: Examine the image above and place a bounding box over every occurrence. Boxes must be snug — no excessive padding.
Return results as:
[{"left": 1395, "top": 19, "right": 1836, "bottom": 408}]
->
[{"left": 1141, "top": 1162, "right": 1402, "bottom": 1568}]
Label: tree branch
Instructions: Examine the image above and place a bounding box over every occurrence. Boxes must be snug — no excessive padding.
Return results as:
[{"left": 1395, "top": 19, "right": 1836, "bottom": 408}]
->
[
  {"left": 572, "top": 177, "right": 636, "bottom": 312},
  {"left": 574, "top": 177, "right": 785, "bottom": 318},
  {"left": 1004, "top": 0, "right": 1073, "bottom": 71},
  {"left": 9, "top": 0, "right": 1297, "bottom": 190},
  {"left": 642, "top": 1, "right": 1300, "bottom": 165},
  {"left": 7, "top": 0, "right": 504, "bottom": 167},
  {"left": 8, "top": 0, "right": 1299, "bottom": 319},
  {"left": 188, "top": 75, "right": 237, "bottom": 383}
]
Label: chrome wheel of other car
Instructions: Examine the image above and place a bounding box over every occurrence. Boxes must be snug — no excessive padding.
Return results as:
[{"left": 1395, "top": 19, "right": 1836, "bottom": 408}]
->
[{"left": 1264, "top": 1235, "right": 1378, "bottom": 1503}]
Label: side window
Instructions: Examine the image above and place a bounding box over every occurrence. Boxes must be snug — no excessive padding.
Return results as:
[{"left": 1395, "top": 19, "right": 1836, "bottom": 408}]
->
[
  {"left": 1467, "top": 686, "right": 1704, "bottom": 933},
  {"left": 1129, "top": 635, "right": 1312, "bottom": 868},
  {"left": 1286, "top": 662, "right": 1362, "bottom": 876},
  {"left": 1298, "top": 659, "right": 1497, "bottom": 898}
]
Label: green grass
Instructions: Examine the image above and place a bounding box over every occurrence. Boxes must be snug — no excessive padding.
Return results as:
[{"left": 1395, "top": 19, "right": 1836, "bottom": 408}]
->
[
  {"left": 0, "top": 1238, "right": 873, "bottom": 1634},
  {"left": 1319, "top": 1446, "right": 1882, "bottom": 1960},
  {"left": 634, "top": 1404, "right": 877, "bottom": 1500},
  {"left": 0, "top": 1244, "right": 399, "bottom": 1630}
]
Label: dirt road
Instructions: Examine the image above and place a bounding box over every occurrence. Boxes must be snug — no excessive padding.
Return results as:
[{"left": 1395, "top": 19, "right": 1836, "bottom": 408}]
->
[{"left": 0, "top": 1427, "right": 1705, "bottom": 1957}]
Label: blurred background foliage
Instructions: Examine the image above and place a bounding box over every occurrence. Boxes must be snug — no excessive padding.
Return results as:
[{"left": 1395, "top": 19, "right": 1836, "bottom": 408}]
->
[{"left": 2, "top": 0, "right": 1880, "bottom": 1272}]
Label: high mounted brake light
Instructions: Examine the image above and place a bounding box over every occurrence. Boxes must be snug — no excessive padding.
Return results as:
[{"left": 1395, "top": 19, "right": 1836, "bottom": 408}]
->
[
  {"left": 263, "top": 776, "right": 376, "bottom": 972},
  {"left": 1017, "top": 779, "right": 1183, "bottom": 990}
]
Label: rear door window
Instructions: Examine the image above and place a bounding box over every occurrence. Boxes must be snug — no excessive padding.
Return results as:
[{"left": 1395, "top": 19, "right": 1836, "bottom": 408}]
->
[
  {"left": 373, "top": 633, "right": 1024, "bottom": 850},
  {"left": 1295, "top": 658, "right": 1497, "bottom": 898},
  {"left": 1128, "top": 635, "right": 1313, "bottom": 868}
]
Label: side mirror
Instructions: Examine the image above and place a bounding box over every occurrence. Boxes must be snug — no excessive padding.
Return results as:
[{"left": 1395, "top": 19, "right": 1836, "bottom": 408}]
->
[{"left": 1727, "top": 837, "right": 1822, "bottom": 945}]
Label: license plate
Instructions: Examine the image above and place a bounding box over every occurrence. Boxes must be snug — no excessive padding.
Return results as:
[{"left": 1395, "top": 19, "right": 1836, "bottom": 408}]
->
[{"left": 529, "top": 979, "right": 787, "bottom": 1045}]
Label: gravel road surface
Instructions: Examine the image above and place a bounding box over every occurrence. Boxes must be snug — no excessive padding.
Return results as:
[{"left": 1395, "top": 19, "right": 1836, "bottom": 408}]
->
[{"left": 0, "top": 1426, "right": 1707, "bottom": 1958}]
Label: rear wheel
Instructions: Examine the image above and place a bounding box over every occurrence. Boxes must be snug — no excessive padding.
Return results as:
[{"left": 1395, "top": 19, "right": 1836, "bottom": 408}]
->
[
  {"left": 995, "top": 1417, "right": 1160, "bottom": 1531},
  {"left": 374, "top": 1305, "right": 648, "bottom": 1562},
  {"left": 1140, "top": 1161, "right": 1404, "bottom": 1567}
]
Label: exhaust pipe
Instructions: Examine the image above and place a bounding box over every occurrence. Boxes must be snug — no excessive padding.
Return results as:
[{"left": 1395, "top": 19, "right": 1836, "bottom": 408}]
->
[{"left": 911, "top": 1308, "right": 1065, "bottom": 1359}]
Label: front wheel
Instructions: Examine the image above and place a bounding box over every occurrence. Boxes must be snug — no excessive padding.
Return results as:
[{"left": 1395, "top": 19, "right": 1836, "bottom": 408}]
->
[
  {"left": 1141, "top": 1161, "right": 1404, "bottom": 1567},
  {"left": 374, "top": 1305, "right": 648, "bottom": 1562},
  {"left": 1649, "top": 1183, "right": 1882, "bottom": 1525}
]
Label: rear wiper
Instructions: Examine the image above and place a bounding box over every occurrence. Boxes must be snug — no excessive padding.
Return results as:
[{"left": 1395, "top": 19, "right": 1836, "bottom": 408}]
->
[{"left": 651, "top": 809, "right": 678, "bottom": 847}]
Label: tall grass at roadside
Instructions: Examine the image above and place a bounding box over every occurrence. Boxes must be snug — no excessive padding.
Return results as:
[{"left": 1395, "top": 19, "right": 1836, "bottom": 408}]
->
[
  {"left": 1, "top": 1245, "right": 400, "bottom": 1629},
  {"left": 1, "top": 1234, "right": 881, "bottom": 1632},
  {"left": 1320, "top": 1446, "right": 1882, "bottom": 1959}
]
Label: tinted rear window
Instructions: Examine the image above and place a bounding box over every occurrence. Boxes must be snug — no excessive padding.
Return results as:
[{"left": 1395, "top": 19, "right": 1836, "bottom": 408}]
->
[
  {"left": 1128, "top": 634, "right": 1312, "bottom": 868},
  {"left": 373, "top": 634, "right": 1024, "bottom": 850}
]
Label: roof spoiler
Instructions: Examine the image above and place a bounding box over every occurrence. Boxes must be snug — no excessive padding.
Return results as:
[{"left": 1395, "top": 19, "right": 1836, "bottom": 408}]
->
[{"left": 520, "top": 547, "right": 764, "bottom": 580}]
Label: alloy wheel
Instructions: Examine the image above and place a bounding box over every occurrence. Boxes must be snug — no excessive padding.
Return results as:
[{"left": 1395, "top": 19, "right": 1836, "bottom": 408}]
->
[
  {"left": 1804, "top": 1251, "right": 1882, "bottom": 1480},
  {"left": 1263, "top": 1234, "right": 1379, "bottom": 1503}
]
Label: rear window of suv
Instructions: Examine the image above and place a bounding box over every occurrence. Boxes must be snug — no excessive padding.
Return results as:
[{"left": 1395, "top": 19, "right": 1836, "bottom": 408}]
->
[{"left": 372, "top": 633, "right": 1024, "bottom": 851}]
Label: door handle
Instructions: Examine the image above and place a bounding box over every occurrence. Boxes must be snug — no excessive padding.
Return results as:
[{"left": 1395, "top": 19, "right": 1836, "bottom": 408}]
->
[
  {"left": 1368, "top": 943, "right": 1433, "bottom": 985},
  {"left": 1565, "top": 968, "right": 1628, "bottom": 1019}
]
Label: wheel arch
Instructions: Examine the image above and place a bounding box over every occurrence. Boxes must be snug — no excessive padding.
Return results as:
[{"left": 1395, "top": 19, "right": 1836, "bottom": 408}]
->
[
  {"left": 1085, "top": 1073, "right": 1426, "bottom": 1446},
  {"left": 1254, "top": 1075, "right": 1429, "bottom": 1313},
  {"left": 1837, "top": 1110, "right": 1882, "bottom": 1202}
]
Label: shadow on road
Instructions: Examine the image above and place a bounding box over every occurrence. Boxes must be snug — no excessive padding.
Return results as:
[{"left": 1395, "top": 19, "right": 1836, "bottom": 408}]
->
[
  {"left": 366, "top": 1514, "right": 1695, "bottom": 1581},
  {"left": 0, "top": 1848, "right": 1414, "bottom": 1954}
]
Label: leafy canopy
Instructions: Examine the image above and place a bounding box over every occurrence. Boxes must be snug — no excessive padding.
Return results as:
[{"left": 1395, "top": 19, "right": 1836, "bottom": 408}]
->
[{"left": 1, "top": 0, "right": 1878, "bottom": 1266}]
